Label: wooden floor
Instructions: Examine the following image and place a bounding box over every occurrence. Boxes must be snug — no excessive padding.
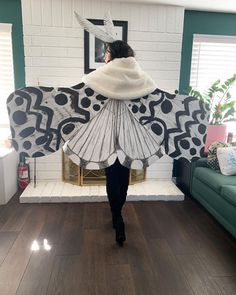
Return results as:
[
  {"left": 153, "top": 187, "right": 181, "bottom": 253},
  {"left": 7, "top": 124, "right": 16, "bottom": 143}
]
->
[{"left": 0, "top": 194, "right": 235, "bottom": 295}]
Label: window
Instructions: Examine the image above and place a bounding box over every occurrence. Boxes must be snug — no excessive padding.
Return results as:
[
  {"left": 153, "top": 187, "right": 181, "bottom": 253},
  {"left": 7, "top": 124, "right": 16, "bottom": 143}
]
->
[
  {"left": 0, "top": 23, "right": 14, "bottom": 146},
  {"left": 190, "top": 34, "right": 236, "bottom": 134}
]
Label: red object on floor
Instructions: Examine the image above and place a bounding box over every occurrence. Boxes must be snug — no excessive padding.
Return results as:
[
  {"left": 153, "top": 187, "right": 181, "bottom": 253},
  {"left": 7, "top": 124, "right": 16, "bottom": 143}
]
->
[{"left": 18, "top": 162, "right": 30, "bottom": 190}]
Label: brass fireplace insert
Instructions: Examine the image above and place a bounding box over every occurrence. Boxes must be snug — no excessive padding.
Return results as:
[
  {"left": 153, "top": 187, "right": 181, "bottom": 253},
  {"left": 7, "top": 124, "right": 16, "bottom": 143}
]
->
[{"left": 62, "top": 152, "right": 146, "bottom": 186}]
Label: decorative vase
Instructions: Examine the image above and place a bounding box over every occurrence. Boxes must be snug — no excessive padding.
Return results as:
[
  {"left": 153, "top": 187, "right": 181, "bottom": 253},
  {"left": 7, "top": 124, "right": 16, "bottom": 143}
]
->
[{"left": 204, "top": 124, "right": 227, "bottom": 153}]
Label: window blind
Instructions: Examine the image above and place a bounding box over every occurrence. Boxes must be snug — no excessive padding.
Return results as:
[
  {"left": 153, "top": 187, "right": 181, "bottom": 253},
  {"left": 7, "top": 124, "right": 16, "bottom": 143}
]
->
[
  {"left": 190, "top": 34, "right": 236, "bottom": 92},
  {"left": 0, "top": 23, "right": 14, "bottom": 127},
  {"left": 190, "top": 34, "right": 236, "bottom": 134}
]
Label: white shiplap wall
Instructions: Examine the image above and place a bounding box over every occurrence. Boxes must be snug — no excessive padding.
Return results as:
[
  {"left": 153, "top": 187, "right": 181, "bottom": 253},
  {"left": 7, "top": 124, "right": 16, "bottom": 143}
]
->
[{"left": 21, "top": 0, "right": 184, "bottom": 181}]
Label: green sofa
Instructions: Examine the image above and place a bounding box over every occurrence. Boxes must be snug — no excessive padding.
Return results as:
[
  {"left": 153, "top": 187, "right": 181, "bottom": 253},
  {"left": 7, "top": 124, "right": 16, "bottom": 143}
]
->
[{"left": 191, "top": 158, "right": 236, "bottom": 238}]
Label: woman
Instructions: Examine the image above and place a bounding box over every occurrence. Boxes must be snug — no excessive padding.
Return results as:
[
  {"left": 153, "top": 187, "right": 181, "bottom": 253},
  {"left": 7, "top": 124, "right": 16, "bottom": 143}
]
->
[
  {"left": 7, "top": 13, "right": 209, "bottom": 247},
  {"left": 103, "top": 41, "right": 135, "bottom": 246}
]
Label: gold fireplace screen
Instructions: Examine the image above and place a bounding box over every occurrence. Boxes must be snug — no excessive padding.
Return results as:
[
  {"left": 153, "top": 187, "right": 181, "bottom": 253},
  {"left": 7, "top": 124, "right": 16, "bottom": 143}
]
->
[{"left": 62, "top": 153, "right": 146, "bottom": 186}]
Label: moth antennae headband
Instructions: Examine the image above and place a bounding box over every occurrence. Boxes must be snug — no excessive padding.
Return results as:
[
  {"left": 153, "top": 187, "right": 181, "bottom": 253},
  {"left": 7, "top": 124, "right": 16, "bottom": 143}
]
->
[{"left": 74, "top": 11, "right": 117, "bottom": 43}]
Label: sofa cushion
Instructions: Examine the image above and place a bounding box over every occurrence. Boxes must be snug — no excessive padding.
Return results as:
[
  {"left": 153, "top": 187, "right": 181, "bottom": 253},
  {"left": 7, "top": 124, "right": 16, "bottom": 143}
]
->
[
  {"left": 221, "top": 185, "right": 236, "bottom": 207},
  {"left": 194, "top": 167, "right": 236, "bottom": 194},
  {"left": 217, "top": 147, "right": 236, "bottom": 176},
  {"left": 207, "top": 141, "right": 231, "bottom": 171}
]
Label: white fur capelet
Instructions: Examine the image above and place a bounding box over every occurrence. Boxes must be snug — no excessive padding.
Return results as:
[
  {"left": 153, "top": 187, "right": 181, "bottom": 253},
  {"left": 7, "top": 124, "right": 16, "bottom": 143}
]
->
[{"left": 82, "top": 57, "right": 157, "bottom": 100}]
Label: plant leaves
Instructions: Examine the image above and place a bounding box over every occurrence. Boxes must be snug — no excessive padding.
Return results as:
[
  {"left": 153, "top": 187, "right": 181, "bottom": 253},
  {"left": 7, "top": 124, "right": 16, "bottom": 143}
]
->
[{"left": 186, "top": 73, "right": 236, "bottom": 124}]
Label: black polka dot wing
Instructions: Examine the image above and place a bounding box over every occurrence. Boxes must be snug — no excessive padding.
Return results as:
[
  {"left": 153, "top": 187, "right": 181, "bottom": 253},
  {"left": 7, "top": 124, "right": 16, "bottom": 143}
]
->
[
  {"left": 7, "top": 83, "right": 109, "bottom": 159},
  {"left": 124, "top": 88, "right": 210, "bottom": 164}
]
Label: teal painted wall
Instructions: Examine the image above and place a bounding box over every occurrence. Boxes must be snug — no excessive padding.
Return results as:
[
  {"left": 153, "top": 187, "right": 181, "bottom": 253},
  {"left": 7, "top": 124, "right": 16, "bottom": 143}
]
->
[
  {"left": 179, "top": 10, "right": 236, "bottom": 94},
  {"left": 0, "top": 0, "right": 25, "bottom": 88}
]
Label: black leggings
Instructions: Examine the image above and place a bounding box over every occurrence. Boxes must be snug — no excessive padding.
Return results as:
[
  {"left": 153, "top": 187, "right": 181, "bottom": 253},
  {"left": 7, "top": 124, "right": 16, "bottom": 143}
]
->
[{"left": 105, "top": 159, "right": 130, "bottom": 215}]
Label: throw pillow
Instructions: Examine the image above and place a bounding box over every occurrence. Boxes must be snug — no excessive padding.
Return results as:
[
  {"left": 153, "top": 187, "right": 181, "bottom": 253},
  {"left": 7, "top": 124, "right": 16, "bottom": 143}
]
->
[
  {"left": 207, "top": 141, "right": 231, "bottom": 170},
  {"left": 217, "top": 147, "right": 236, "bottom": 176}
]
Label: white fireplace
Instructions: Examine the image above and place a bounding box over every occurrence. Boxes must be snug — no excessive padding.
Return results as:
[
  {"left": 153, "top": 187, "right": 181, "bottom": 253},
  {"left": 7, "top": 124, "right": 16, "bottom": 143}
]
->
[{"left": 28, "top": 150, "right": 174, "bottom": 183}]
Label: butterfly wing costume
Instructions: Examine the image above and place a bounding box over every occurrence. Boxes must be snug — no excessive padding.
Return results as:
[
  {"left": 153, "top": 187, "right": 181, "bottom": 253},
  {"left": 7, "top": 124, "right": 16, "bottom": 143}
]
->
[
  {"left": 6, "top": 12, "right": 209, "bottom": 169},
  {"left": 7, "top": 56, "right": 209, "bottom": 169}
]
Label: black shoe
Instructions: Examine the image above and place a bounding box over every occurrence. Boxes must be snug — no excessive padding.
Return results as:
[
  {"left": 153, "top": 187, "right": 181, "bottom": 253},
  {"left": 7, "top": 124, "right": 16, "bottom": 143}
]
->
[{"left": 115, "top": 218, "right": 126, "bottom": 246}]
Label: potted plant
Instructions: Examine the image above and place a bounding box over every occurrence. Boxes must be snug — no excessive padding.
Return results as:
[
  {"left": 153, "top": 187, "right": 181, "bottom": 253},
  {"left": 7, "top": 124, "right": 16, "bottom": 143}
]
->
[{"left": 187, "top": 74, "right": 236, "bottom": 152}]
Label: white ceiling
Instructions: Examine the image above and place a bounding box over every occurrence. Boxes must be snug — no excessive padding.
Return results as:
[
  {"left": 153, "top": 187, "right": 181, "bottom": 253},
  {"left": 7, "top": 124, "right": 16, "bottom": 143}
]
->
[{"left": 108, "top": 0, "right": 236, "bottom": 13}]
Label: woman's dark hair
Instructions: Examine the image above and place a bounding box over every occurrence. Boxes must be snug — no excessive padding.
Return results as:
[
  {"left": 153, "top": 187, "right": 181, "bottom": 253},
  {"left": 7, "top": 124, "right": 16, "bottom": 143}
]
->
[{"left": 106, "top": 40, "right": 135, "bottom": 60}]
